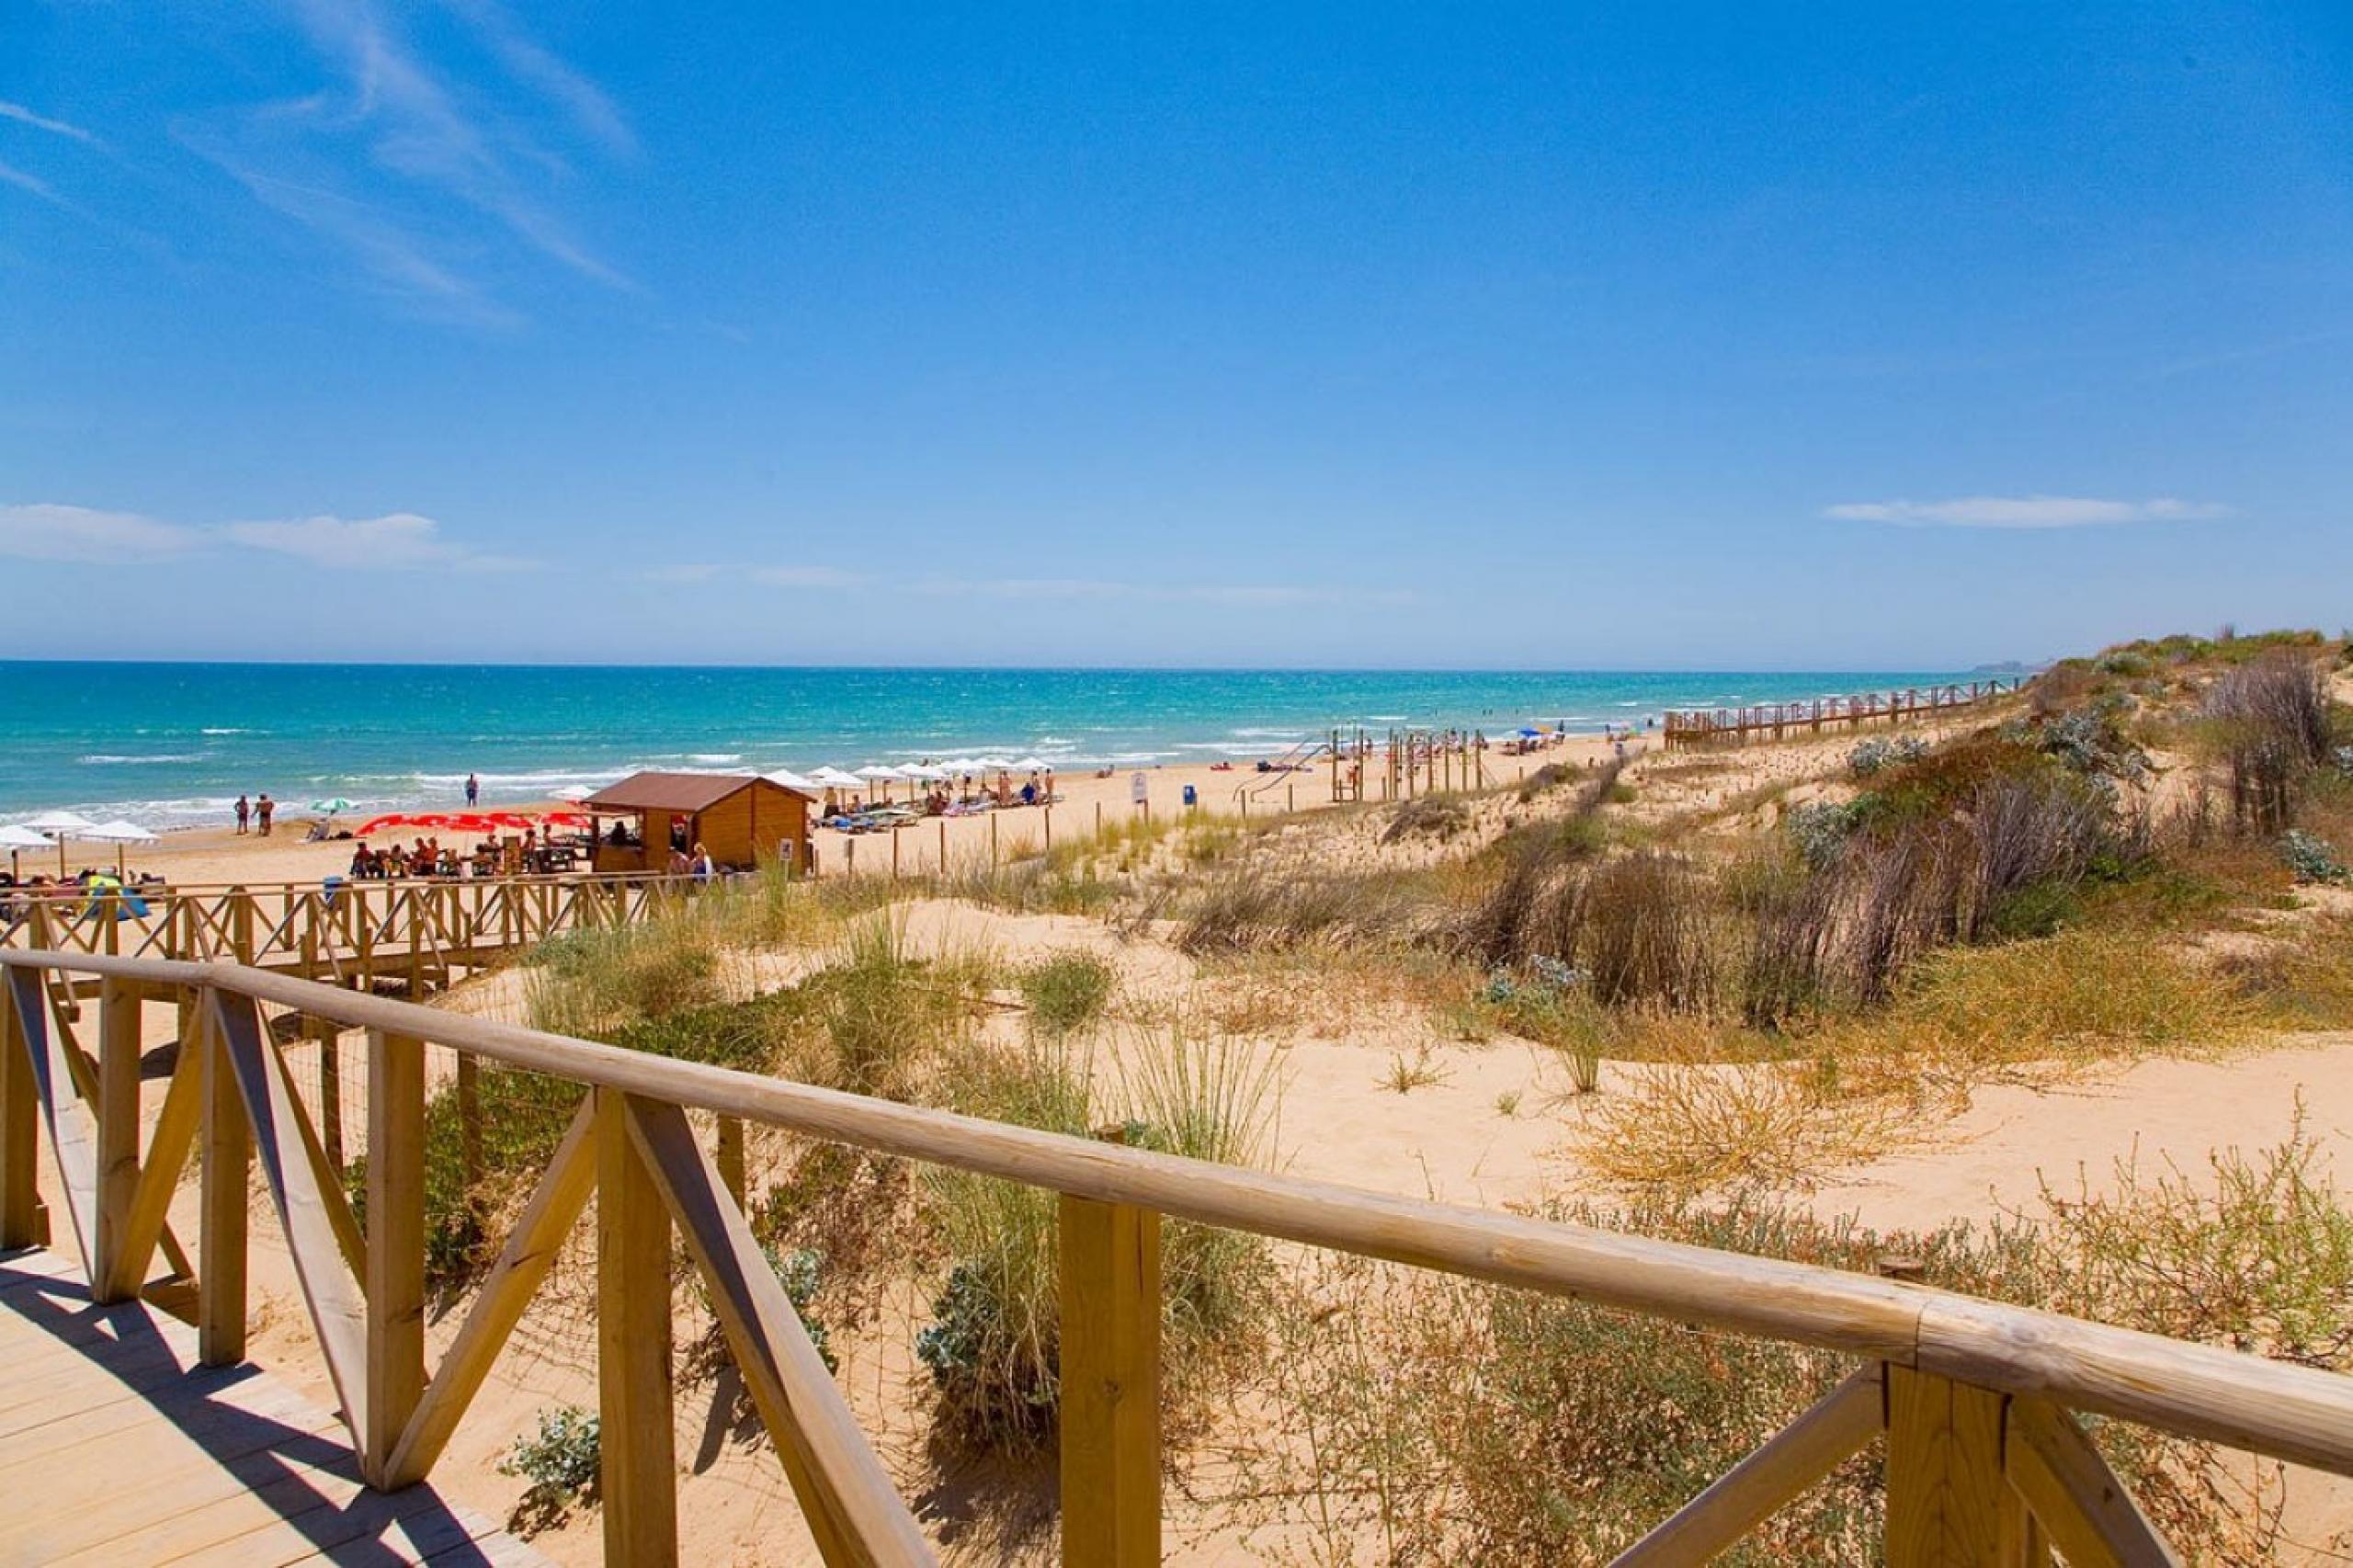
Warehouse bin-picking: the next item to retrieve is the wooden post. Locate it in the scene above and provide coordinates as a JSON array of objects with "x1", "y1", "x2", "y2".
[
  {"x1": 0, "y1": 981, "x2": 37, "y2": 1250},
  {"x1": 199, "y1": 994, "x2": 249, "y2": 1366},
  {"x1": 315, "y1": 1017, "x2": 345, "y2": 1169},
  {"x1": 938, "y1": 818, "x2": 948, "y2": 871},
  {"x1": 1043, "y1": 804, "x2": 1052, "y2": 848},
  {"x1": 991, "y1": 812, "x2": 999, "y2": 868},
  {"x1": 1094, "y1": 801, "x2": 1103, "y2": 839},
  {"x1": 597, "y1": 1087, "x2": 677, "y2": 1563},
  {"x1": 892, "y1": 828, "x2": 900, "y2": 881},
  {"x1": 716, "y1": 1116, "x2": 746, "y2": 1207},
  {"x1": 1884, "y1": 1364, "x2": 2013, "y2": 1567},
  {"x1": 93, "y1": 977, "x2": 142, "y2": 1300},
  {"x1": 457, "y1": 1051, "x2": 483, "y2": 1197},
  {"x1": 1060, "y1": 1179, "x2": 1162, "y2": 1565},
  {"x1": 365, "y1": 1028, "x2": 426, "y2": 1486}
]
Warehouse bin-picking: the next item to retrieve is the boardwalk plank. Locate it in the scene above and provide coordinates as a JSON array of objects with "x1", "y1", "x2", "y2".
[{"x1": 0, "y1": 1245, "x2": 546, "y2": 1567}]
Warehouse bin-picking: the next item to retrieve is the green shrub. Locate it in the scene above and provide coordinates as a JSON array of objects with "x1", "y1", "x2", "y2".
[
  {"x1": 918, "y1": 1028, "x2": 1277, "y2": 1449},
  {"x1": 501, "y1": 1404, "x2": 600, "y2": 1528},
  {"x1": 1018, "y1": 951, "x2": 1117, "y2": 1037}
]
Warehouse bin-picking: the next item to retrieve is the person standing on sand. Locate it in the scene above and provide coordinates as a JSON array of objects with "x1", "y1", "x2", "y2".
[
  {"x1": 233, "y1": 795, "x2": 250, "y2": 835},
  {"x1": 256, "y1": 793, "x2": 274, "y2": 835},
  {"x1": 465, "y1": 773, "x2": 479, "y2": 807}
]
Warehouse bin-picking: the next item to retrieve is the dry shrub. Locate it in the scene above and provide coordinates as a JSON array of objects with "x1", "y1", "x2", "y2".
[
  {"x1": 1245, "y1": 1165, "x2": 2343, "y2": 1564},
  {"x1": 1381, "y1": 793, "x2": 1469, "y2": 845},
  {"x1": 1576, "y1": 851, "x2": 1721, "y2": 1011},
  {"x1": 1962, "y1": 773, "x2": 2107, "y2": 939},
  {"x1": 2204, "y1": 653, "x2": 2334, "y2": 833},
  {"x1": 1837, "y1": 824, "x2": 1969, "y2": 1006},
  {"x1": 1178, "y1": 868, "x2": 1427, "y2": 957},
  {"x1": 1577, "y1": 1062, "x2": 1914, "y2": 1199},
  {"x1": 2218, "y1": 919, "x2": 2353, "y2": 1030},
  {"x1": 1879, "y1": 926, "x2": 2253, "y2": 1081},
  {"x1": 2027, "y1": 1100, "x2": 2353, "y2": 1367}
]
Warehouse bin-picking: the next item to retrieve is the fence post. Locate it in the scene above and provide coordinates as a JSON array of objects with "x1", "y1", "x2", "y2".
[
  {"x1": 316, "y1": 1017, "x2": 345, "y2": 1168},
  {"x1": 1883, "y1": 1364, "x2": 2015, "y2": 1567},
  {"x1": 0, "y1": 979, "x2": 36, "y2": 1250},
  {"x1": 457, "y1": 1051, "x2": 483, "y2": 1197},
  {"x1": 716, "y1": 1116, "x2": 746, "y2": 1207},
  {"x1": 199, "y1": 993, "x2": 250, "y2": 1365},
  {"x1": 93, "y1": 976, "x2": 142, "y2": 1300},
  {"x1": 364, "y1": 1028, "x2": 426, "y2": 1486},
  {"x1": 597, "y1": 1087, "x2": 677, "y2": 1563},
  {"x1": 1060, "y1": 1168, "x2": 1162, "y2": 1565}
]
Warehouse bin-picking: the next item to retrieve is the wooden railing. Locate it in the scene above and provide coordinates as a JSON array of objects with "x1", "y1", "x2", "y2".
[
  {"x1": 0, "y1": 871, "x2": 710, "y2": 996},
  {"x1": 4, "y1": 946, "x2": 2348, "y2": 1565},
  {"x1": 1664, "y1": 678, "x2": 2022, "y2": 750}
]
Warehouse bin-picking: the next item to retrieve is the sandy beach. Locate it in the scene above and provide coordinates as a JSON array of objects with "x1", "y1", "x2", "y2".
[{"x1": 94, "y1": 738, "x2": 1627, "y2": 888}]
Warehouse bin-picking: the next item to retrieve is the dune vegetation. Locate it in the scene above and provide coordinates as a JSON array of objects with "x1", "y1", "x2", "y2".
[{"x1": 387, "y1": 628, "x2": 2353, "y2": 1560}]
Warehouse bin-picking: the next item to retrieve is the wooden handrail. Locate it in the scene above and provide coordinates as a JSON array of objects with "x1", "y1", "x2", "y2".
[
  {"x1": 4, "y1": 946, "x2": 2349, "y2": 1482},
  {"x1": 4, "y1": 943, "x2": 2347, "y2": 1564}
]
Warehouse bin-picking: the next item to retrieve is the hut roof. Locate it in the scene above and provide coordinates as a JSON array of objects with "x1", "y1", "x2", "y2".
[{"x1": 585, "y1": 771, "x2": 810, "y2": 813}]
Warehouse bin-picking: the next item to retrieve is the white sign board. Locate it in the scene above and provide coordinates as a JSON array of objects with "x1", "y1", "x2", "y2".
[{"x1": 1130, "y1": 771, "x2": 1148, "y2": 805}]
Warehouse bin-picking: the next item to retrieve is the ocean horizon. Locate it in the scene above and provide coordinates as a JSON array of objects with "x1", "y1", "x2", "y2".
[{"x1": 0, "y1": 661, "x2": 1987, "y2": 829}]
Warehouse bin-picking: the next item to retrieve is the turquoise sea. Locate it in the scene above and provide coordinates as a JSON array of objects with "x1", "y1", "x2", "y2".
[{"x1": 0, "y1": 663, "x2": 1980, "y2": 829}]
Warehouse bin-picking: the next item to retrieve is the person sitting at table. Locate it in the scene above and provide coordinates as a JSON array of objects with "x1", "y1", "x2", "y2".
[
  {"x1": 349, "y1": 843, "x2": 376, "y2": 880},
  {"x1": 1020, "y1": 778, "x2": 1038, "y2": 806}
]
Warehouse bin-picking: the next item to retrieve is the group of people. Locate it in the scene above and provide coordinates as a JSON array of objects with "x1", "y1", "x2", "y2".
[
  {"x1": 232, "y1": 793, "x2": 276, "y2": 836},
  {"x1": 347, "y1": 837, "x2": 456, "y2": 880}
]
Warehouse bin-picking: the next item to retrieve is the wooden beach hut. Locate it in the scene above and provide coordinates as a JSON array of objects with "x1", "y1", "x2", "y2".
[{"x1": 585, "y1": 771, "x2": 816, "y2": 875}]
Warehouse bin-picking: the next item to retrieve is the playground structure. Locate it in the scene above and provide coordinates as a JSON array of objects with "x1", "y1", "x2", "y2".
[{"x1": 1325, "y1": 726, "x2": 1493, "y2": 803}]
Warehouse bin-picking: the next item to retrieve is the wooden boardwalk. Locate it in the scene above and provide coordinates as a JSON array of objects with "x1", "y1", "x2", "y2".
[{"x1": 0, "y1": 1247, "x2": 545, "y2": 1566}]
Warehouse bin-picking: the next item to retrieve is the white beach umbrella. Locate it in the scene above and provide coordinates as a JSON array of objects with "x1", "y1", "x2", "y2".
[
  {"x1": 84, "y1": 818, "x2": 159, "y2": 877},
  {"x1": 1012, "y1": 756, "x2": 1051, "y2": 773},
  {"x1": 856, "y1": 765, "x2": 903, "y2": 781},
  {"x1": 978, "y1": 756, "x2": 1014, "y2": 772},
  {"x1": 0, "y1": 824, "x2": 47, "y2": 881},
  {"x1": 809, "y1": 767, "x2": 864, "y2": 790},
  {"x1": 897, "y1": 763, "x2": 946, "y2": 783},
  {"x1": 23, "y1": 810, "x2": 96, "y2": 875},
  {"x1": 551, "y1": 785, "x2": 596, "y2": 802},
  {"x1": 22, "y1": 810, "x2": 97, "y2": 835},
  {"x1": 765, "y1": 769, "x2": 823, "y2": 794}
]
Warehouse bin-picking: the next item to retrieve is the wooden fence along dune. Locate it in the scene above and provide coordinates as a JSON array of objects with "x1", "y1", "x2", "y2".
[
  {"x1": 0, "y1": 871, "x2": 700, "y2": 995},
  {"x1": 1664, "y1": 678, "x2": 2021, "y2": 750},
  {"x1": 5, "y1": 937, "x2": 2350, "y2": 1564}
]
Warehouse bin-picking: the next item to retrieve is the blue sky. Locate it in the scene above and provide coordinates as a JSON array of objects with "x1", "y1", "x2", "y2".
[{"x1": 3, "y1": 2, "x2": 2348, "y2": 668}]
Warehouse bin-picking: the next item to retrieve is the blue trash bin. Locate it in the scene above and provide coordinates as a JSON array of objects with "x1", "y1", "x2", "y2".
[{"x1": 1182, "y1": 784, "x2": 1198, "y2": 808}]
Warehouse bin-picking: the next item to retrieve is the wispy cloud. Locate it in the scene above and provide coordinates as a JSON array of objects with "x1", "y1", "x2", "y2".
[
  {"x1": 0, "y1": 100, "x2": 97, "y2": 144},
  {"x1": 179, "y1": 0, "x2": 635, "y2": 320},
  {"x1": 280, "y1": 0, "x2": 629, "y2": 284},
  {"x1": 437, "y1": 0, "x2": 638, "y2": 157},
  {"x1": 1824, "y1": 495, "x2": 2230, "y2": 529},
  {"x1": 0, "y1": 504, "x2": 204, "y2": 563},
  {"x1": 221, "y1": 511, "x2": 533, "y2": 571},
  {"x1": 0, "y1": 157, "x2": 65, "y2": 207},
  {"x1": 186, "y1": 139, "x2": 523, "y2": 328}
]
